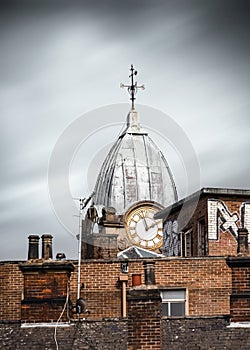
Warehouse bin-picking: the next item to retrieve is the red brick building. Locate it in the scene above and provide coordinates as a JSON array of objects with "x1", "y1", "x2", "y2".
[
  {"x1": 156, "y1": 187, "x2": 250, "y2": 258},
  {"x1": 1, "y1": 188, "x2": 250, "y2": 349},
  {"x1": 1, "y1": 68, "x2": 250, "y2": 348}
]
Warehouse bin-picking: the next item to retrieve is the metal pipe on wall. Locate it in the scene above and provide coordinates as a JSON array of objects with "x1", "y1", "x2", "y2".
[{"x1": 119, "y1": 275, "x2": 128, "y2": 317}]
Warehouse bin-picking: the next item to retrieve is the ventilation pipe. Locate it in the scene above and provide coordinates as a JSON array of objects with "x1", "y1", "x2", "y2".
[
  {"x1": 28, "y1": 235, "x2": 40, "y2": 260},
  {"x1": 42, "y1": 234, "x2": 53, "y2": 260},
  {"x1": 143, "y1": 261, "x2": 156, "y2": 285}
]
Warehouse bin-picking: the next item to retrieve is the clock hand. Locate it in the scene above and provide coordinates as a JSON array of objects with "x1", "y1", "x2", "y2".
[
  {"x1": 147, "y1": 220, "x2": 161, "y2": 230},
  {"x1": 143, "y1": 217, "x2": 149, "y2": 231},
  {"x1": 147, "y1": 222, "x2": 157, "y2": 230},
  {"x1": 141, "y1": 212, "x2": 149, "y2": 231}
]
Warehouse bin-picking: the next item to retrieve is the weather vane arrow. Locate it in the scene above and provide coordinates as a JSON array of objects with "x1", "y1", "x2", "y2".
[{"x1": 120, "y1": 64, "x2": 145, "y2": 110}]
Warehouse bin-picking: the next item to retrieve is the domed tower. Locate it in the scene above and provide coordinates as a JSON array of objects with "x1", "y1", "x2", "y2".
[
  {"x1": 83, "y1": 65, "x2": 177, "y2": 257},
  {"x1": 94, "y1": 108, "x2": 177, "y2": 213}
]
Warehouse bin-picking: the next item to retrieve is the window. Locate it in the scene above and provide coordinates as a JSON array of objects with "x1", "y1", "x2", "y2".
[
  {"x1": 161, "y1": 290, "x2": 186, "y2": 317},
  {"x1": 197, "y1": 218, "x2": 208, "y2": 256},
  {"x1": 180, "y1": 229, "x2": 192, "y2": 257}
]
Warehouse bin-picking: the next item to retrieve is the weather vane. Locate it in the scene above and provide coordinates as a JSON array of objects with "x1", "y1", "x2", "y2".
[{"x1": 120, "y1": 64, "x2": 145, "y2": 110}]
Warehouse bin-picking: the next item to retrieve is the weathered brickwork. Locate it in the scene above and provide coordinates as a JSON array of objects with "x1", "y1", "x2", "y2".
[
  {"x1": 71, "y1": 319, "x2": 128, "y2": 350},
  {"x1": 0, "y1": 320, "x2": 128, "y2": 350},
  {"x1": 0, "y1": 257, "x2": 232, "y2": 322},
  {"x1": 208, "y1": 197, "x2": 250, "y2": 256},
  {"x1": 70, "y1": 260, "x2": 122, "y2": 319},
  {"x1": 1, "y1": 317, "x2": 250, "y2": 349},
  {"x1": 231, "y1": 267, "x2": 250, "y2": 294},
  {"x1": 0, "y1": 258, "x2": 229, "y2": 322},
  {"x1": 162, "y1": 317, "x2": 250, "y2": 350},
  {"x1": 66, "y1": 257, "x2": 232, "y2": 320},
  {"x1": 19, "y1": 261, "x2": 74, "y2": 323},
  {"x1": 0, "y1": 262, "x2": 23, "y2": 321},
  {"x1": 227, "y1": 257, "x2": 250, "y2": 321},
  {"x1": 166, "y1": 190, "x2": 250, "y2": 257},
  {"x1": 0, "y1": 254, "x2": 249, "y2": 348},
  {"x1": 209, "y1": 231, "x2": 237, "y2": 256},
  {"x1": 127, "y1": 289, "x2": 162, "y2": 350},
  {"x1": 230, "y1": 296, "x2": 250, "y2": 321},
  {"x1": 155, "y1": 258, "x2": 231, "y2": 316},
  {"x1": 69, "y1": 259, "x2": 146, "y2": 320}
]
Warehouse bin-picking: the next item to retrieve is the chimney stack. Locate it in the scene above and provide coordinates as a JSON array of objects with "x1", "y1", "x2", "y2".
[
  {"x1": 42, "y1": 234, "x2": 53, "y2": 260},
  {"x1": 28, "y1": 235, "x2": 40, "y2": 260},
  {"x1": 143, "y1": 261, "x2": 156, "y2": 285},
  {"x1": 237, "y1": 228, "x2": 249, "y2": 255}
]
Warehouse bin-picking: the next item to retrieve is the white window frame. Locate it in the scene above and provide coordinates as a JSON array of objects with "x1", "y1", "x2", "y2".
[{"x1": 161, "y1": 289, "x2": 187, "y2": 317}]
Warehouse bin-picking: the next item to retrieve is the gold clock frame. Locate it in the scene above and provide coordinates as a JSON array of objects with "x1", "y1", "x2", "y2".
[{"x1": 124, "y1": 201, "x2": 164, "y2": 250}]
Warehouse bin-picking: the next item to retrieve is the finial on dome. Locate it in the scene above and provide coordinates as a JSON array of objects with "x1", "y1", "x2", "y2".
[{"x1": 120, "y1": 64, "x2": 145, "y2": 110}]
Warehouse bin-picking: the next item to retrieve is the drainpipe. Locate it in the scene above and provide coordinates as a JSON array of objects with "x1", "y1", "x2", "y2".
[{"x1": 119, "y1": 275, "x2": 128, "y2": 317}]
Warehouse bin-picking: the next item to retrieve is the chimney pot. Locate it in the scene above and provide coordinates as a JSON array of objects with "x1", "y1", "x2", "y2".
[
  {"x1": 237, "y1": 228, "x2": 249, "y2": 255},
  {"x1": 42, "y1": 234, "x2": 53, "y2": 260},
  {"x1": 143, "y1": 261, "x2": 156, "y2": 285},
  {"x1": 28, "y1": 235, "x2": 40, "y2": 260}
]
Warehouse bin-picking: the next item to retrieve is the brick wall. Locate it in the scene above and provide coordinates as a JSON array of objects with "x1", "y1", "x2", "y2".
[
  {"x1": 70, "y1": 260, "x2": 122, "y2": 319},
  {"x1": 167, "y1": 193, "x2": 250, "y2": 257},
  {"x1": 209, "y1": 231, "x2": 237, "y2": 256},
  {"x1": 19, "y1": 261, "x2": 74, "y2": 323},
  {"x1": 21, "y1": 270, "x2": 69, "y2": 323},
  {"x1": 208, "y1": 197, "x2": 246, "y2": 256},
  {"x1": 155, "y1": 258, "x2": 231, "y2": 316},
  {"x1": 127, "y1": 289, "x2": 162, "y2": 350},
  {"x1": 0, "y1": 262, "x2": 23, "y2": 321},
  {"x1": 0, "y1": 257, "x2": 249, "y2": 348},
  {"x1": 68, "y1": 257, "x2": 232, "y2": 320},
  {"x1": 0, "y1": 257, "x2": 233, "y2": 322},
  {"x1": 227, "y1": 257, "x2": 250, "y2": 321}
]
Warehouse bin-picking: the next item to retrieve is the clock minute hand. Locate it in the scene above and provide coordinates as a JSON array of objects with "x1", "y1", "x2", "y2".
[{"x1": 147, "y1": 220, "x2": 160, "y2": 230}]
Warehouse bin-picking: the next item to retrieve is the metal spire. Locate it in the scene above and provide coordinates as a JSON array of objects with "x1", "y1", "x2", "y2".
[{"x1": 120, "y1": 64, "x2": 145, "y2": 110}]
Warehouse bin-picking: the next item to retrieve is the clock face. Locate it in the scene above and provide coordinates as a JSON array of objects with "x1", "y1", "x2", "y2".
[{"x1": 125, "y1": 202, "x2": 163, "y2": 250}]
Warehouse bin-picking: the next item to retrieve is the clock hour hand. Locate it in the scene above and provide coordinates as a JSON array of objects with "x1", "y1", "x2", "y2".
[{"x1": 141, "y1": 212, "x2": 149, "y2": 231}]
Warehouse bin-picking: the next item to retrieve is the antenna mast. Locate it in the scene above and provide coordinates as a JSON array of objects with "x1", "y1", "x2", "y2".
[
  {"x1": 75, "y1": 193, "x2": 94, "y2": 300},
  {"x1": 76, "y1": 198, "x2": 84, "y2": 300}
]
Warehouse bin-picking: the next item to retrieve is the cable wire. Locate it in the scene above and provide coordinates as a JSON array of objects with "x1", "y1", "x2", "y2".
[{"x1": 54, "y1": 280, "x2": 70, "y2": 350}]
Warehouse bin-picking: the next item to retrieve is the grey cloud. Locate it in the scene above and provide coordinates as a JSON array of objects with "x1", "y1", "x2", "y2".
[{"x1": 0, "y1": 0, "x2": 249, "y2": 260}]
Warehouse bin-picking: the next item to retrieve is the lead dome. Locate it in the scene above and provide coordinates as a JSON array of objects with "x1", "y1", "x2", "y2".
[{"x1": 93, "y1": 108, "x2": 178, "y2": 214}]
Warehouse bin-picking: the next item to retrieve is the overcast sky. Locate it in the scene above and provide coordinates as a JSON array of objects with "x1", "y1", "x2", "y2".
[{"x1": 1, "y1": 0, "x2": 249, "y2": 260}]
